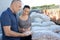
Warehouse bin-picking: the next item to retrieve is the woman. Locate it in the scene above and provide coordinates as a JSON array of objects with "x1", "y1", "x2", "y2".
[{"x1": 19, "y1": 5, "x2": 32, "y2": 40}]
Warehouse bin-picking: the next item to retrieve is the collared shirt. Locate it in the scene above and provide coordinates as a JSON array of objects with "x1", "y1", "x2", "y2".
[{"x1": 1, "y1": 8, "x2": 20, "y2": 40}]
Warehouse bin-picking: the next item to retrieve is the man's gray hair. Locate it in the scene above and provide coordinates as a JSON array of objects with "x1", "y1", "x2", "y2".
[{"x1": 11, "y1": 0, "x2": 21, "y2": 4}]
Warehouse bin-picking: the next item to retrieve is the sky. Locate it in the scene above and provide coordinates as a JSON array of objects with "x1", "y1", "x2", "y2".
[
  {"x1": 21, "y1": 0, "x2": 60, "y2": 7},
  {"x1": 0, "y1": 0, "x2": 60, "y2": 15}
]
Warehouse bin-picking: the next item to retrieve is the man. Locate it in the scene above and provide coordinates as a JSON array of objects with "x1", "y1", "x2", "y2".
[{"x1": 1, "y1": 0, "x2": 31, "y2": 40}]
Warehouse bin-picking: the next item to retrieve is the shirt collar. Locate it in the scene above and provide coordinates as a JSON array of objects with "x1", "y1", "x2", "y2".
[{"x1": 7, "y1": 8, "x2": 16, "y2": 16}]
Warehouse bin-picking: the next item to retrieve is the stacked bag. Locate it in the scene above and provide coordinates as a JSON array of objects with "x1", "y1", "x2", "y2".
[{"x1": 30, "y1": 12, "x2": 60, "y2": 40}]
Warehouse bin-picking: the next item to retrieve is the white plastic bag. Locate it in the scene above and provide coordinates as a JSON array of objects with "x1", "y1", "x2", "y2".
[
  {"x1": 32, "y1": 30, "x2": 60, "y2": 40},
  {"x1": 49, "y1": 25, "x2": 60, "y2": 32}
]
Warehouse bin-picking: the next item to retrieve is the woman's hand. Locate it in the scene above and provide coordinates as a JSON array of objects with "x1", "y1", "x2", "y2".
[
  {"x1": 25, "y1": 27, "x2": 31, "y2": 31},
  {"x1": 21, "y1": 31, "x2": 32, "y2": 37},
  {"x1": 19, "y1": 28, "x2": 26, "y2": 32},
  {"x1": 19, "y1": 27, "x2": 31, "y2": 32}
]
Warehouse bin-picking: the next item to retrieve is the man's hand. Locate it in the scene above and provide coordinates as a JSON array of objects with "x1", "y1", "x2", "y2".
[{"x1": 3, "y1": 26, "x2": 32, "y2": 37}]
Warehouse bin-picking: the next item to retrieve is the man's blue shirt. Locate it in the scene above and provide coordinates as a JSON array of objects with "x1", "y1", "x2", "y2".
[{"x1": 1, "y1": 8, "x2": 20, "y2": 40}]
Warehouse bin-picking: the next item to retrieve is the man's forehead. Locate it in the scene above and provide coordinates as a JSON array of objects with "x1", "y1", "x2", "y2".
[
  {"x1": 17, "y1": 2, "x2": 22, "y2": 5},
  {"x1": 16, "y1": 1, "x2": 21, "y2": 5},
  {"x1": 12, "y1": 1, "x2": 21, "y2": 6},
  {"x1": 14, "y1": 1, "x2": 21, "y2": 3}
]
